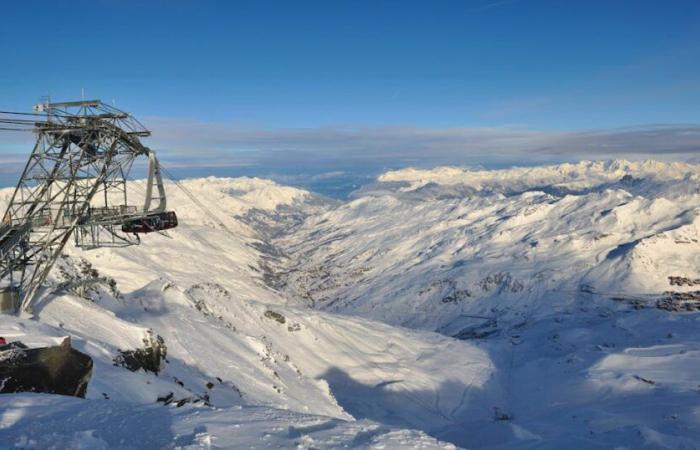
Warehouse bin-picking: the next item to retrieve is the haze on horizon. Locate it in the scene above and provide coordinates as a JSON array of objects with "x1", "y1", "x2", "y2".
[{"x1": 1, "y1": 0, "x2": 699, "y2": 195}]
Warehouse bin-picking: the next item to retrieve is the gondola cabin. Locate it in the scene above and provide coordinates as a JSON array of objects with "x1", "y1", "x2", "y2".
[{"x1": 122, "y1": 211, "x2": 178, "y2": 234}]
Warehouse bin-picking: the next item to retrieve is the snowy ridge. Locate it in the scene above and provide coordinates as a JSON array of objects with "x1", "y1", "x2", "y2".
[
  {"x1": 284, "y1": 159, "x2": 700, "y2": 330},
  {"x1": 178, "y1": 176, "x2": 312, "y2": 212},
  {"x1": 378, "y1": 160, "x2": 700, "y2": 193}
]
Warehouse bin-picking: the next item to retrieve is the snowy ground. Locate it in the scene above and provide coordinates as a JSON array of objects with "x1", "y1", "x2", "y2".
[{"x1": 2, "y1": 160, "x2": 700, "y2": 449}]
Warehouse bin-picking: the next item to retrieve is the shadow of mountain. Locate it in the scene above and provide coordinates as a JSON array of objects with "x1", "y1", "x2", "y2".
[{"x1": 318, "y1": 366, "x2": 515, "y2": 448}]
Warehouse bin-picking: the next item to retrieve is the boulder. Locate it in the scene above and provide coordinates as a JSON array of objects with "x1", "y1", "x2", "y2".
[{"x1": 0, "y1": 336, "x2": 93, "y2": 398}]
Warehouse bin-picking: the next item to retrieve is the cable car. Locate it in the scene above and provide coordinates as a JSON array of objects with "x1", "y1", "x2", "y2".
[{"x1": 122, "y1": 211, "x2": 178, "y2": 234}]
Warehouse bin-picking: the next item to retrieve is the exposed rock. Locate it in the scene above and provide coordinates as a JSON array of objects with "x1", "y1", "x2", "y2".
[
  {"x1": 493, "y1": 407, "x2": 513, "y2": 421},
  {"x1": 656, "y1": 291, "x2": 700, "y2": 312},
  {"x1": 453, "y1": 317, "x2": 499, "y2": 340},
  {"x1": 418, "y1": 279, "x2": 472, "y2": 303},
  {"x1": 185, "y1": 283, "x2": 237, "y2": 330},
  {"x1": 0, "y1": 337, "x2": 93, "y2": 398},
  {"x1": 441, "y1": 289, "x2": 472, "y2": 303},
  {"x1": 113, "y1": 332, "x2": 167, "y2": 374},
  {"x1": 55, "y1": 256, "x2": 121, "y2": 300},
  {"x1": 668, "y1": 276, "x2": 700, "y2": 287},
  {"x1": 479, "y1": 272, "x2": 524, "y2": 294},
  {"x1": 264, "y1": 310, "x2": 286, "y2": 324},
  {"x1": 612, "y1": 296, "x2": 647, "y2": 310},
  {"x1": 619, "y1": 174, "x2": 643, "y2": 186},
  {"x1": 156, "y1": 391, "x2": 211, "y2": 407}
]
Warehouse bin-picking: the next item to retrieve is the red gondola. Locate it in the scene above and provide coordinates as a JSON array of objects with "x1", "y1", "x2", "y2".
[{"x1": 122, "y1": 211, "x2": 178, "y2": 234}]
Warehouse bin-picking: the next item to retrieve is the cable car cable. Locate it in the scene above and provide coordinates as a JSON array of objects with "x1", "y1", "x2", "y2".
[{"x1": 159, "y1": 165, "x2": 236, "y2": 238}]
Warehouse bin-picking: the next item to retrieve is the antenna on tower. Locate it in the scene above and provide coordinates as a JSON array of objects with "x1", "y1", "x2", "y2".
[{"x1": 34, "y1": 95, "x2": 51, "y2": 116}]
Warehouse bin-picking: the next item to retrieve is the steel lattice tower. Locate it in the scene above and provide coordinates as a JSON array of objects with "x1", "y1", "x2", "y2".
[{"x1": 0, "y1": 100, "x2": 176, "y2": 313}]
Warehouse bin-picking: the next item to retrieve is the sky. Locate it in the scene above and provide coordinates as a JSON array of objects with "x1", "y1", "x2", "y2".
[{"x1": 1, "y1": 0, "x2": 699, "y2": 195}]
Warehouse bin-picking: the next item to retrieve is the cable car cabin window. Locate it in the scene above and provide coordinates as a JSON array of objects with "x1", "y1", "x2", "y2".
[{"x1": 122, "y1": 211, "x2": 178, "y2": 234}]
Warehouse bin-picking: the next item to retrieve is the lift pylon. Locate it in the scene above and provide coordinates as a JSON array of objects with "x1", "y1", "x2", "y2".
[{"x1": 0, "y1": 100, "x2": 177, "y2": 313}]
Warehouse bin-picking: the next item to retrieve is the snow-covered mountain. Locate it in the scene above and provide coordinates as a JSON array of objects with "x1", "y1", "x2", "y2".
[
  {"x1": 282, "y1": 160, "x2": 700, "y2": 331},
  {"x1": 2, "y1": 161, "x2": 700, "y2": 449}
]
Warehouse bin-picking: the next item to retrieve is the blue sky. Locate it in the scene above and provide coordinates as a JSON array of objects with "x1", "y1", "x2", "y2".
[{"x1": 1, "y1": 0, "x2": 700, "y2": 194}]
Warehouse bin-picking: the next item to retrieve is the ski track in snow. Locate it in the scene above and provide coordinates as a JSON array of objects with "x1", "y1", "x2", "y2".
[{"x1": 1, "y1": 161, "x2": 700, "y2": 449}]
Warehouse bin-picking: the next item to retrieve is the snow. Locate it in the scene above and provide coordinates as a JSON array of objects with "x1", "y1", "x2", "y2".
[
  {"x1": 0, "y1": 394, "x2": 458, "y2": 449},
  {"x1": 589, "y1": 344, "x2": 700, "y2": 393},
  {"x1": 2, "y1": 160, "x2": 700, "y2": 448},
  {"x1": 281, "y1": 159, "x2": 700, "y2": 447},
  {"x1": 377, "y1": 160, "x2": 700, "y2": 193},
  {"x1": 284, "y1": 160, "x2": 700, "y2": 331}
]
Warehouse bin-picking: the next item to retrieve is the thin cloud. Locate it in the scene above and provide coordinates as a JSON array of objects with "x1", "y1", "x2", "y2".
[
  {"x1": 2, "y1": 121, "x2": 699, "y2": 186},
  {"x1": 144, "y1": 118, "x2": 700, "y2": 167},
  {"x1": 468, "y1": 0, "x2": 520, "y2": 13}
]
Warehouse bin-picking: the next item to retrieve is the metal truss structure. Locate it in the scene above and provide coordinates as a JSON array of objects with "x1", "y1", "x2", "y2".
[{"x1": 0, "y1": 100, "x2": 177, "y2": 313}]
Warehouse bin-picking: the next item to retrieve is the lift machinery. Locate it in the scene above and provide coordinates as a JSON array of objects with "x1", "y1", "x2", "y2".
[{"x1": 0, "y1": 100, "x2": 177, "y2": 313}]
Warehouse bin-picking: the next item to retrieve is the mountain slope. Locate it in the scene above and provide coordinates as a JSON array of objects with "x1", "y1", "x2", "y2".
[
  {"x1": 281, "y1": 160, "x2": 700, "y2": 332},
  {"x1": 2, "y1": 161, "x2": 700, "y2": 448},
  {"x1": 0, "y1": 177, "x2": 485, "y2": 449},
  {"x1": 277, "y1": 160, "x2": 700, "y2": 448}
]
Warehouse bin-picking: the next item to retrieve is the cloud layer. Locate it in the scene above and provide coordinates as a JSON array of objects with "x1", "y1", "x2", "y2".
[
  {"x1": 2, "y1": 121, "x2": 700, "y2": 185},
  {"x1": 144, "y1": 119, "x2": 700, "y2": 166}
]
